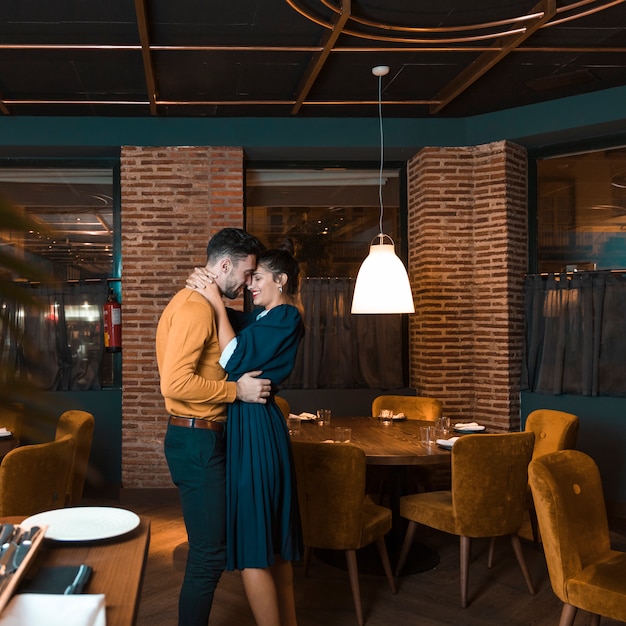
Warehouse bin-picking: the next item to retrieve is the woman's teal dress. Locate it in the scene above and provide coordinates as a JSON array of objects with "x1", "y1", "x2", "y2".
[{"x1": 223, "y1": 304, "x2": 303, "y2": 570}]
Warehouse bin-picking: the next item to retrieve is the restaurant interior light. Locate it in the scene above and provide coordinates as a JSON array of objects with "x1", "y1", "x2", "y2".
[{"x1": 351, "y1": 66, "x2": 415, "y2": 315}]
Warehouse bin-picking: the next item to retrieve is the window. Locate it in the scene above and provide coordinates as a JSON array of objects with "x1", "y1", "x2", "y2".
[
  {"x1": 536, "y1": 146, "x2": 626, "y2": 272},
  {"x1": 0, "y1": 163, "x2": 119, "y2": 390},
  {"x1": 246, "y1": 166, "x2": 408, "y2": 390}
]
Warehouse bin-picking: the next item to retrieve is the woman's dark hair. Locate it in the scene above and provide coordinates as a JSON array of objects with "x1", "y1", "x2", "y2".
[{"x1": 257, "y1": 238, "x2": 300, "y2": 297}]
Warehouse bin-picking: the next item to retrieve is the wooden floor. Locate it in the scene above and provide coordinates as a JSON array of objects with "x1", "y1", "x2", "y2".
[{"x1": 111, "y1": 491, "x2": 626, "y2": 626}]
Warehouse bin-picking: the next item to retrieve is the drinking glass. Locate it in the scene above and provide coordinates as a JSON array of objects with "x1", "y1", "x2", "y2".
[
  {"x1": 420, "y1": 425, "x2": 434, "y2": 446},
  {"x1": 287, "y1": 417, "x2": 301, "y2": 436},
  {"x1": 316, "y1": 409, "x2": 331, "y2": 426},
  {"x1": 334, "y1": 427, "x2": 352, "y2": 443}
]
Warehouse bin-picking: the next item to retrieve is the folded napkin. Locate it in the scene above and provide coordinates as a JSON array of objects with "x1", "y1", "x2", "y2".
[
  {"x1": 392, "y1": 413, "x2": 405, "y2": 419},
  {"x1": 453, "y1": 422, "x2": 484, "y2": 431},
  {"x1": 0, "y1": 428, "x2": 12, "y2": 436},
  {"x1": 0, "y1": 594, "x2": 106, "y2": 626},
  {"x1": 436, "y1": 436, "x2": 459, "y2": 447},
  {"x1": 298, "y1": 412, "x2": 316, "y2": 420}
]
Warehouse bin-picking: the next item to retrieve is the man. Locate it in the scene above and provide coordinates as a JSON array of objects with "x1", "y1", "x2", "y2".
[{"x1": 156, "y1": 228, "x2": 270, "y2": 626}]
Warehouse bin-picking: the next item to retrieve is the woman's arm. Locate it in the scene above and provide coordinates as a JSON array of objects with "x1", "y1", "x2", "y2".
[{"x1": 186, "y1": 267, "x2": 236, "y2": 351}]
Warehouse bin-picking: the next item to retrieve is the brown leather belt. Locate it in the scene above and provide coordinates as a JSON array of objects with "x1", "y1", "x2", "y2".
[{"x1": 169, "y1": 415, "x2": 224, "y2": 433}]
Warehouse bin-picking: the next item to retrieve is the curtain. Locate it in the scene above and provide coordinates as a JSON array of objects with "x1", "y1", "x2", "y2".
[
  {"x1": 0, "y1": 281, "x2": 108, "y2": 391},
  {"x1": 282, "y1": 278, "x2": 405, "y2": 389},
  {"x1": 522, "y1": 272, "x2": 626, "y2": 397}
]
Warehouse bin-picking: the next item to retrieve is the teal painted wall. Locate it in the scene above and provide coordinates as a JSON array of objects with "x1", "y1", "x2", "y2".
[
  {"x1": 521, "y1": 392, "x2": 626, "y2": 508},
  {"x1": 0, "y1": 84, "x2": 626, "y2": 159}
]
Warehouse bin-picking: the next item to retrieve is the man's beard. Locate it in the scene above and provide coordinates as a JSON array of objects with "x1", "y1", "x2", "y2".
[{"x1": 221, "y1": 274, "x2": 241, "y2": 300}]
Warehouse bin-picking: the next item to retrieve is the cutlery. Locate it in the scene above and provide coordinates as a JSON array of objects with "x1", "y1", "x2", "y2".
[
  {"x1": 64, "y1": 564, "x2": 92, "y2": 595},
  {"x1": 0, "y1": 525, "x2": 14, "y2": 545},
  {"x1": 0, "y1": 541, "x2": 17, "y2": 577}
]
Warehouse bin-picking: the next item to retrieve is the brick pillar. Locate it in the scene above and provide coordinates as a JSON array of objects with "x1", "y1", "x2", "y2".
[
  {"x1": 120, "y1": 146, "x2": 244, "y2": 487},
  {"x1": 407, "y1": 141, "x2": 527, "y2": 431}
]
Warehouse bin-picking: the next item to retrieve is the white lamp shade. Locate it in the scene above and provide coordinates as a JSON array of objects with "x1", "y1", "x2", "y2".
[{"x1": 351, "y1": 242, "x2": 415, "y2": 314}]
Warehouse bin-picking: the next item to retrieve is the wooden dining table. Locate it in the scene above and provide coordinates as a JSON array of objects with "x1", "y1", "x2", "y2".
[
  {"x1": 0, "y1": 513, "x2": 150, "y2": 626},
  {"x1": 290, "y1": 415, "x2": 451, "y2": 466},
  {"x1": 290, "y1": 415, "x2": 452, "y2": 573}
]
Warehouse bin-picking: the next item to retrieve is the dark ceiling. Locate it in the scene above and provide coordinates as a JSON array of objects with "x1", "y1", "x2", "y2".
[{"x1": 1, "y1": 0, "x2": 626, "y2": 119}]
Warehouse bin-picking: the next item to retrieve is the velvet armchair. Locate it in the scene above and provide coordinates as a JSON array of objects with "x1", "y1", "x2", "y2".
[
  {"x1": 395, "y1": 432, "x2": 536, "y2": 607},
  {"x1": 291, "y1": 441, "x2": 396, "y2": 626},
  {"x1": 521, "y1": 409, "x2": 579, "y2": 545},
  {"x1": 274, "y1": 395, "x2": 291, "y2": 420},
  {"x1": 371, "y1": 395, "x2": 443, "y2": 421},
  {"x1": 0, "y1": 434, "x2": 75, "y2": 516},
  {"x1": 55, "y1": 410, "x2": 95, "y2": 506},
  {"x1": 529, "y1": 449, "x2": 626, "y2": 626}
]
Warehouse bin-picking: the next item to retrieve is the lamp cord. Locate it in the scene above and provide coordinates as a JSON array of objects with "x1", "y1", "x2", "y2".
[{"x1": 377, "y1": 72, "x2": 384, "y2": 238}]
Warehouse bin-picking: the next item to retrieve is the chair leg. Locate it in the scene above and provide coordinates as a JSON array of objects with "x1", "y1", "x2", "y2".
[
  {"x1": 487, "y1": 536, "x2": 496, "y2": 568},
  {"x1": 345, "y1": 549, "x2": 364, "y2": 626},
  {"x1": 589, "y1": 615, "x2": 601, "y2": 626},
  {"x1": 510, "y1": 534, "x2": 535, "y2": 595},
  {"x1": 394, "y1": 520, "x2": 418, "y2": 577},
  {"x1": 460, "y1": 536, "x2": 471, "y2": 608},
  {"x1": 375, "y1": 536, "x2": 397, "y2": 594},
  {"x1": 558, "y1": 603, "x2": 578, "y2": 626},
  {"x1": 303, "y1": 546, "x2": 312, "y2": 577}
]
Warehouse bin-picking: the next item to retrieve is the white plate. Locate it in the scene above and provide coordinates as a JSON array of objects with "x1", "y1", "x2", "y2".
[{"x1": 23, "y1": 507, "x2": 140, "y2": 542}]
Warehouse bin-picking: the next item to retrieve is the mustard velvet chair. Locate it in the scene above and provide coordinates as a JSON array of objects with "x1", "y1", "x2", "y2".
[
  {"x1": 0, "y1": 434, "x2": 75, "y2": 516},
  {"x1": 395, "y1": 432, "x2": 536, "y2": 608},
  {"x1": 55, "y1": 410, "x2": 95, "y2": 506},
  {"x1": 521, "y1": 409, "x2": 579, "y2": 545},
  {"x1": 371, "y1": 395, "x2": 443, "y2": 421},
  {"x1": 529, "y1": 449, "x2": 626, "y2": 626},
  {"x1": 292, "y1": 441, "x2": 397, "y2": 626},
  {"x1": 275, "y1": 395, "x2": 291, "y2": 420}
]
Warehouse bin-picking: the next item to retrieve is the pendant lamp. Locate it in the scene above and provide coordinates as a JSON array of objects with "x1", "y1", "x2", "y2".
[{"x1": 351, "y1": 66, "x2": 415, "y2": 314}]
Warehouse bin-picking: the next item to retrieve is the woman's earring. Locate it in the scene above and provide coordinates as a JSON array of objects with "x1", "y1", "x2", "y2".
[{"x1": 278, "y1": 285, "x2": 283, "y2": 294}]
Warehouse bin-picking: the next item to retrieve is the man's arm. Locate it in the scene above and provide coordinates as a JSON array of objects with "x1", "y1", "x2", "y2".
[{"x1": 236, "y1": 371, "x2": 271, "y2": 403}]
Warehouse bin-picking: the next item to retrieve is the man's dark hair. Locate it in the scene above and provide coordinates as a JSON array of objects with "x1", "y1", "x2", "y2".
[{"x1": 206, "y1": 228, "x2": 264, "y2": 264}]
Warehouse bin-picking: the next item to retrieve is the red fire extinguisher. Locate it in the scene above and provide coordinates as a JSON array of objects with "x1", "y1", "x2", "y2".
[{"x1": 103, "y1": 288, "x2": 122, "y2": 352}]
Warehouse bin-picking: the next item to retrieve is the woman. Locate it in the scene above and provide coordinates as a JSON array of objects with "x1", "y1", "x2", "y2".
[{"x1": 187, "y1": 240, "x2": 303, "y2": 626}]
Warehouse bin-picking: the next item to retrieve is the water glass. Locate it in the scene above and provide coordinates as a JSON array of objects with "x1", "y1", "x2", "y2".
[
  {"x1": 420, "y1": 425, "x2": 434, "y2": 446},
  {"x1": 334, "y1": 427, "x2": 352, "y2": 443},
  {"x1": 287, "y1": 417, "x2": 301, "y2": 436},
  {"x1": 316, "y1": 409, "x2": 331, "y2": 426},
  {"x1": 435, "y1": 416, "x2": 451, "y2": 438},
  {"x1": 379, "y1": 409, "x2": 393, "y2": 425}
]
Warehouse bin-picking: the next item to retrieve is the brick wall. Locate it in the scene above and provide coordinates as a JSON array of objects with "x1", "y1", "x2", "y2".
[
  {"x1": 118, "y1": 141, "x2": 526, "y2": 488},
  {"x1": 407, "y1": 140, "x2": 527, "y2": 431},
  {"x1": 120, "y1": 146, "x2": 244, "y2": 488}
]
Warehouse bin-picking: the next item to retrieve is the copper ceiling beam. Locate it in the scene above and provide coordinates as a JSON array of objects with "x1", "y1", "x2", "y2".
[
  {"x1": 291, "y1": 0, "x2": 351, "y2": 115},
  {"x1": 430, "y1": 0, "x2": 557, "y2": 114},
  {"x1": 134, "y1": 0, "x2": 158, "y2": 115}
]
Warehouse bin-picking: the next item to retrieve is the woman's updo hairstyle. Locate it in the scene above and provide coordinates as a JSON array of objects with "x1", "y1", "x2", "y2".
[{"x1": 257, "y1": 238, "x2": 300, "y2": 297}]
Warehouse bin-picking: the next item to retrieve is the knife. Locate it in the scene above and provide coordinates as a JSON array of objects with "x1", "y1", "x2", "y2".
[
  {"x1": 0, "y1": 541, "x2": 17, "y2": 577},
  {"x1": 11, "y1": 539, "x2": 32, "y2": 572},
  {"x1": 0, "y1": 525, "x2": 14, "y2": 545}
]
